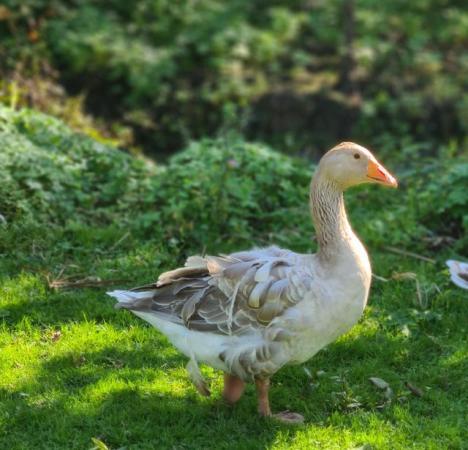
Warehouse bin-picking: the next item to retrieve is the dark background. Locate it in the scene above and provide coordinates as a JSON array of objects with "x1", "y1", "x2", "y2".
[{"x1": 1, "y1": 0, "x2": 466, "y2": 159}]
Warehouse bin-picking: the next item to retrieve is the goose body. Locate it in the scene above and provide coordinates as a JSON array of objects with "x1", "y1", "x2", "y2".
[{"x1": 108, "y1": 142, "x2": 397, "y2": 421}]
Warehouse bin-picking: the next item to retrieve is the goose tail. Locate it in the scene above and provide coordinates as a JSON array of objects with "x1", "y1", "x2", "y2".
[{"x1": 106, "y1": 289, "x2": 156, "y2": 310}]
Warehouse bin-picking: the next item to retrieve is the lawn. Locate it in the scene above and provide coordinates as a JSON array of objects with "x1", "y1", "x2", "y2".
[
  {"x1": 0, "y1": 108, "x2": 466, "y2": 449},
  {"x1": 0, "y1": 234, "x2": 466, "y2": 449}
]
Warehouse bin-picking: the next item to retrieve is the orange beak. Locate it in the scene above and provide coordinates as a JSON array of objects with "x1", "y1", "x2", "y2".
[{"x1": 367, "y1": 160, "x2": 398, "y2": 188}]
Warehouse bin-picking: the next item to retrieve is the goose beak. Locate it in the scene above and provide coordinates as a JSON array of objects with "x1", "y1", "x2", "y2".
[{"x1": 367, "y1": 160, "x2": 398, "y2": 188}]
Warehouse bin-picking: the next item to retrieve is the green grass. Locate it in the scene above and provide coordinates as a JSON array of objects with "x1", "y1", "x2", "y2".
[
  {"x1": 0, "y1": 228, "x2": 466, "y2": 450},
  {"x1": 0, "y1": 106, "x2": 466, "y2": 449}
]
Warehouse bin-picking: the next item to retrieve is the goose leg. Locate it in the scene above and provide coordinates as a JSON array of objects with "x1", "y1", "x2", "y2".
[
  {"x1": 186, "y1": 358, "x2": 210, "y2": 396},
  {"x1": 255, "y1": 378, "x2": 272, "y2": 416},
  {"x1": 255, "y1": 378, "x2": 304, "y2": 424},
  {"x1": 223, "y1": 373, "x2": 245, "y2": 404}
]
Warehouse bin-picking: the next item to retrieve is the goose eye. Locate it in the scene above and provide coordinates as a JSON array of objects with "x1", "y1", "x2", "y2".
[{"x1": 354, "y1": 153, "x2": 360, "y2": 159}]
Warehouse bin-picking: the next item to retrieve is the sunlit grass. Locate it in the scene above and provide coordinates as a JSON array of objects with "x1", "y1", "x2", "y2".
[{"x1": 0, "y1": 240, "x2": 465, "y2": 449}]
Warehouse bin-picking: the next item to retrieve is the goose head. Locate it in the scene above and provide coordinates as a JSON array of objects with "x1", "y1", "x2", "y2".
[{"x1": 317, "y1": 142, "x2": 398, "y2": 190}]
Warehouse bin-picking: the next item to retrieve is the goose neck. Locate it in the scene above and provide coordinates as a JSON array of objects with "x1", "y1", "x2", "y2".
[{"x1": 310, "y1": 174, "x2": 354, "y2": 261}]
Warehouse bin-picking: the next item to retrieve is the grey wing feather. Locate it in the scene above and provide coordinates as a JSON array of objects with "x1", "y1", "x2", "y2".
[{"x1": 117, "y1": 246, "x2": 312, "y2": 336}]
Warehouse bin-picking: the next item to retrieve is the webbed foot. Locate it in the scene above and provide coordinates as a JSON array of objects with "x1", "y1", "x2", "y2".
[{"x1": 273, "y1": 410, "x2": 304, "y2": 424}]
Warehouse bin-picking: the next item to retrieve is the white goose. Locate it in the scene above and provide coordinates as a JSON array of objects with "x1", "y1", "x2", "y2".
[{"x1": 108, "y1": 142, "x2": 397, "y2": 423}]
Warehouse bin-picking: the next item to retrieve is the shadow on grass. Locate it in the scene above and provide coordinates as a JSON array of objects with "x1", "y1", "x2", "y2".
[
  {"x1": 0, "y1": 383, "x2": 284, "y2": 449},
  {"x1": 0, "y1": 277, "x2": 130, "y2": 329}
]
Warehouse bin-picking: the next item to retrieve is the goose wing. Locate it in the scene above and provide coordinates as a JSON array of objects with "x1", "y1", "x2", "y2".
[{"x1": 115, "y1": 246, "x2": 314, "y2": 336}]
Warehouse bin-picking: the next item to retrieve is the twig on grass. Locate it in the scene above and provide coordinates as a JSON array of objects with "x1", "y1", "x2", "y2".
[
  {"x1": 384, "y1": 245, "x2": 436, "y2": 264},
  {"x1": 372, "y1": 273, "x2": 389, "y2": 282},
  {"x1": 108, "y1": 231, "x2": 131, "y2": 252},
  {"x1": 47, "y1": 275, "x2": 129, "y2": 290},
  {"x1": 391, "y1": 272, "x2": 426, "y2": 308},
  {"x1": 405, "y1": 381, "x2": 424, "y2": 397}
]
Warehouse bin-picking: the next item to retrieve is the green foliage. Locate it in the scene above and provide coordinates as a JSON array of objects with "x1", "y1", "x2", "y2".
[
  {"x1": 40, "y1": 1, "x2": 307, "y2": 152},
  {"x1": 1, "y1": 106, "x2": 466, "y2": 258},
  {"x1": 0, "y1": 105, "x2": 311, "y2": 245},
  {"x1": 422, "y1": 157, "x2": 468, "y2": 235},
  {"x1": 0, "y1": 105, "x2": 156, "y2": 226},
  {"x1": 142, "y1": 137, "x2": 311, "y2": 249},
  {"x1": 1, "y1": 1, "x2": 467, "y2": 155}
]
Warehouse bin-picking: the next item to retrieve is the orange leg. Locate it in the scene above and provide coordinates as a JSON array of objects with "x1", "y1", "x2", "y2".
[
  {"x1": 255, "y1": 378, "x2": 272, "y2": 416},
  {"x1": 223, "y1": 373, "x2": 246, "y2": 404},
  {"x1": 255, "y1": 378, "x2": 305, "y2": 424}
]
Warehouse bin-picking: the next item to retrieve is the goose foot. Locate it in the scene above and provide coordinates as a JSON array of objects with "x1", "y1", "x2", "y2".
[
  {"x1": 255, "y1": 378, "x2": 304, "y2": 424},
  {"x1": 186, "y1": 359, "x2": 211, "y2": 396},
  {"x1": 273, "y1": 411, "x2": 305, "y2": 424},
  {"x1": 194, "y1": 380, "x2": 211, "y2": 397},
  {"x1": 223, "y1": 373, "x2": 245, "y2": 404}
]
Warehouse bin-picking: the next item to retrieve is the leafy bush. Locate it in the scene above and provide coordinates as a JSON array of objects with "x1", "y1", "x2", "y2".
[
  {"x1": 0, "y1": 105, "x2": 313, "y2": 251},
  {"x1": 0, "y1": 105, "x2": 157, "y2": 226},
  {"x1": 141, "y1": 137, "x2": 311, "y2": 248},
  {"x1": 0, "y1": 106, "x2": 466, "y2": 259},
  {"x1": 419, "y1": 154, "x2": 468, "y2": 238}
]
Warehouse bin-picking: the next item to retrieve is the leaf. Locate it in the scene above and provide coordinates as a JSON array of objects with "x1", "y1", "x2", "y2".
[
  {"x1": 91, "y1": 437, "x2": 109, "y2": 450},
  {"x1": 369, "y1": 377, "x2": 389, "y2": 389},
  {"x1": 405, "y1": 381, "x2": 424, "y2": 397},
  {"x1": 347, "y1": 401, "x2": 362, "y2": 409},
  {"x1": 401, "y1": 324, "x2": 411, "y2": 337},
  {"x1": 51, "y1": 330, "x2": 62, "y2": 342}
]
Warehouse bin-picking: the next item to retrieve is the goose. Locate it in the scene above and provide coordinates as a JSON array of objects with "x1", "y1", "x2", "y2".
[{"x1": 107, "y1": 142, "x2": 397, "y2": 423}]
